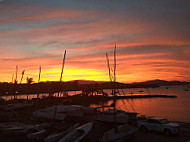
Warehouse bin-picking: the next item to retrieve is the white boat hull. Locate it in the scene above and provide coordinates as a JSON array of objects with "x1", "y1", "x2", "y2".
[
  {"x1": 27, "y1": 129, "x2": 47, "y2": 140},
  {"x1": 44, "y1": 123, "x2": 80, "y2": 142},
  {"x1": 58, "y1": 122, "x2": 93, "y2": 142}
]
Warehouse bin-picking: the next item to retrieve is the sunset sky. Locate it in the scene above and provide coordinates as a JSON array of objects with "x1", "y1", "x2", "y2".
[{"x1": 0, "y1": 0, "x2": 190, "y2": 83}]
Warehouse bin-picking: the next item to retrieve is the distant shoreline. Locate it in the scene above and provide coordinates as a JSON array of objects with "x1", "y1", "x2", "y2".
[{"x1": 0, "y1": 79, "x2": 189, "y2": 96}]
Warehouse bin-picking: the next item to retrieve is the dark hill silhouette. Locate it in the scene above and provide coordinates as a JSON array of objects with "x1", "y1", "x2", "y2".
[
  {"x1": 132, "y1": 79, "x2": 189, "y2": 86},
  {"x1": 0, "y1": 79, "x2": 189, "y2": 96}
]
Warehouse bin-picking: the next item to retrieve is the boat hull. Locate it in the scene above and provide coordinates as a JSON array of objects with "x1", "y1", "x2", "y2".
[
  {"x1": 58, "y1": 122, "x2": 93, "y2": 142},
  {"x1": 101, "y1": 124, "x2": 138, "y2": 142}
]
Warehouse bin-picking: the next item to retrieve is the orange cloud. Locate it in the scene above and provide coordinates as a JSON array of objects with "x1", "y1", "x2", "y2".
[{"x1": 0, "y1": 3, "x2": 190, "y2": 83}]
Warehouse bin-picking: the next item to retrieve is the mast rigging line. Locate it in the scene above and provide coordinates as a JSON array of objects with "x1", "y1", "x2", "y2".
[
  {"x1": 107, "y1": 73, "x2": 135, "y2": 112},
  {"x1": 106, "y1": 45, "x2": 136, "y2": 112},
  {"x1": 20, "y1": 70, "x2": 25, "y2": 84},
  {"x1": 120, "y1": 88, "x2": 136, "y2": 112},
  {"x1": 115, "y1": 88, "x2": 128, "y2": 111}
]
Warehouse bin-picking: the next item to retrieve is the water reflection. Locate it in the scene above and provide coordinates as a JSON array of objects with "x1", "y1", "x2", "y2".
[
  {"x1": 91, "y1": 85, "x2": 190, "y2": 123},
  {"x1": 1, "y1": 85, "x2": 190, "y2": 122}
]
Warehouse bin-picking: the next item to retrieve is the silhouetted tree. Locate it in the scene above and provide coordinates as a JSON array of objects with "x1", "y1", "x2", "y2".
[
  {"x1": 26, "y1": 77, "x2": 34, "y2": 100},
  {"x1": 14, "y1": 79, "x2": 18, "y2": 84},
  {"x1": 26, "y1": 77, "x2": 34, "y2": 84}
]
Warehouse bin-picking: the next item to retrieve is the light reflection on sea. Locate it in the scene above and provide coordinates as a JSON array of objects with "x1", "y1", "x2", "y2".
[
  {"x1": 91, "y1": 85, "x2": 190, "y2": 123},
  {"x1": 1, "y1": 85, "x2": 190, "y2": 122}
]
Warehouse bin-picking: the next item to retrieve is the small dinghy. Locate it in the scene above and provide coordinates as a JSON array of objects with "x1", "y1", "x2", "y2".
[
  {"x1": 0, "y1": 123, "x2": 20, "y2": 131},
  {"x1": 101, "y1": 124, "x2": 138, "y2": 142},
  {"x1": 0, "y1": 123, "x2": 34, "y2": 135},
  {"x1": 44, "y1": 123, "x2": 80, "y2": 142},
  {"x1": 27, "y1": 123, "x2": 52, "y2": 140},
  {"x1": 5, "y1": 124, "x2": 33, "y2": 134},
  {"x1": 27, "y1": 129, "x2": 48, "y2": 140},
  {"x1": 58, "y1": 122, "x2": 93, "y2": 142}
]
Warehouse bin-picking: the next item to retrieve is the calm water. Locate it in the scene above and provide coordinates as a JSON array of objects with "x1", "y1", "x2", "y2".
[
  {"x1": 91, "y1": 85, "x2": 190, "y2": 123},
  {"x1": 1, "y1": 85, "x2": 190, "y2": 122}
]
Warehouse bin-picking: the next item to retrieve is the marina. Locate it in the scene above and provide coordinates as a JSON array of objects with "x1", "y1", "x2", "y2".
[
  {"x1": 0, "y1": 1, "x2": 190, "y2": 141},
  {"x1": 0, "y1": 47, "x2": 189, "y2": 141}
]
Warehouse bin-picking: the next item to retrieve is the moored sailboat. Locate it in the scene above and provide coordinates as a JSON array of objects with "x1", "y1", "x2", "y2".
[
  {"x1": 93, "y1": 45, "x2": 137, "y2": 125},
  {"x1": 99, "y1": 45, "x2": 138, "y2": 141}
]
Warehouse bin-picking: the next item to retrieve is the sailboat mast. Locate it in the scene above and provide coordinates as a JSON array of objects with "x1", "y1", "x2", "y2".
[
  {"x1": 53, "y1": 50, "x2": 66, "y2": 120},
  {"x1": 60, "y1": 50, "x2": 66, "y2": 82},
  {"x1": 106, "y1": 53, "x2": 112, "y2": 82},
  {"x1": 114, "y1": 45, "x2": 116, "y2": 83},
  {"x1": 57, "y1": 50, "x2": 66, "y2": 97},
  {"x1": 14, "y1": 65, "x2": 18, "y2": 99},
  {"x1": 113, "y1": 45, "x2": 117, "y2": 132},
  {"x1": 12, "y1": 74, "x2": 14, "y2": 83},
  {"x1": 37, "y1": 66, "x2": 41, "y2": 99},
  {"x1": 15, "y1": 65, "x2": 18, "y2": 84},
  {"x1": 20, "y1": 70, "x2": 25, "y2": 84},
  {"x1": 106, "y1": 53, "x2": 112, "y2": 112},
  {"x1": 38, "y1": 66, "x2": 41, "y2": 83}
]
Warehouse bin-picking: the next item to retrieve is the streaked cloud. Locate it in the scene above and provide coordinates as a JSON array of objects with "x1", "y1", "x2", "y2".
[{"x1": 0, "y1": 0, "x2": 190, "y2": 83}]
